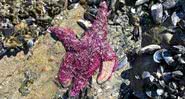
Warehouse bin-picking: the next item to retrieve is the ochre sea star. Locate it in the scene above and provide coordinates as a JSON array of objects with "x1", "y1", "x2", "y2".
[{"x1": 49, "y1": 1, "x2": 118, "y2": 96}]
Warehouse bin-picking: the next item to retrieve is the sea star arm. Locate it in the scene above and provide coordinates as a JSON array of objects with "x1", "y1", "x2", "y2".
[
  {"x1": 49, "y1": 27, "x2": 82, "y2": 51},
  {"x1": 58, "y1": 52, "x2": 74, "y2": 87},
  {"x1": 101, "y1": 42, "x2": 117, "y2": 61},
  {"x1": 97, "y1": 42, "x2": 118, "y2": 83},
  {"x1": 86, "y1": 1, "x2": 109, "y2": 40},
  {"x1": 70, "y1": 77, "x2": 88, "y2": 96}
]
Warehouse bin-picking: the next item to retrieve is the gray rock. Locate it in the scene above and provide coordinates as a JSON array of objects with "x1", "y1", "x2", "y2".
[
  {"x1": 161, "y1": 32, "x2": 173, "y2": 44},
  {"x1": 171, "y1": 12, "x2": 181, "y2": 26},
  {"x1": 27, "y1": 39, "x2": 34, "y2": 48},
  {"x1": 163, "y1": 0, "x2": 177, "y2": 9},
  {"x1": 0, "y1": 48, "x2": 6, "y2": 56},
  {"x1": 151, "y1": 3, "x2": 163, "y2": 24},
  {"x1": 117, "y1": 55, "x2": 128, "y2": 70},
  {"x1": 142, "y1": 71, "x2": 151, "y2": 79},
  {"x1": 145, "y1": 91, "x2": 152, "y2": 98}
]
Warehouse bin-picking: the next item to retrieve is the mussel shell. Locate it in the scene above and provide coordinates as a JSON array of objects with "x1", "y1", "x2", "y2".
[
  {"x1": 140, "y1": 44, "x2": 161, "y2": 54},
  {"x1": 163, "y1": 72, "x2": 172, "y2": 81},
  {"x1": 172, "y1": 45, "x2": 185, "y2": 54},
  {"x1": 0, "y1": 48, "x2": 7, "y2": 56},
  {"x1": 87, "y1": 0, "x2": 101, "y2": 6},
  {"x1": 121, "y1": 68, "x2": 131, "y2": 79},
  {"x1": 25, "y1": 17, "x2": 35, "y2": 25},
  {"x1": 2, "y1": 28, "x2": 14, "y2": 37},
  {"x1": 153, "y1": 49, "x2": 163, "y2": 63},
  {"x1": 145, "y1": 91, "x2": 158, "y2": 98},
  {"x1": 27, "y1": 39, "x2": 34, "y2": 48},
  {"x1": 135, "y1": 0, "x2": 149, "y2": 6},
  {"x1": 117, "y1": 56, "x2": 128, "y2": 70},
  {"x1": 69, "y1": 0, "x2": 80, "y2": 4},
  {"x1": 161, "y1": 49, "x2": 175, "y2": 65},
  {"x1": 172, "y1": 71, "x2": 183, "y2": 77},
  {"x1": 132, "y1": 91, "x2": 148, "y2": 99},
  {"x1": 77, "y1": 19, "x2": 92, "y2": 30},
  {"x1": 84, "y1": 8, "x2": 98, "y2": 22}
]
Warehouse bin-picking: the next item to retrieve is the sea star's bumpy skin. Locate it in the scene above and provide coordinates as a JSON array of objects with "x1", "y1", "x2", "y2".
[{"x1": 49, "y1": 1, "x2": 118, "y2": 96}]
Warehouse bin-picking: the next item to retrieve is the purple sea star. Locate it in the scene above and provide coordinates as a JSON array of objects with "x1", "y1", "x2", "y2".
[{"x1": 49, "y1": 1, "x2": 118, "y2": 96}]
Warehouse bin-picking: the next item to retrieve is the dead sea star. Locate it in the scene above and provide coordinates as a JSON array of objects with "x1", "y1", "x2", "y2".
[{"x1": 49, "y1": 1, "x2": 118, "y2": 96}]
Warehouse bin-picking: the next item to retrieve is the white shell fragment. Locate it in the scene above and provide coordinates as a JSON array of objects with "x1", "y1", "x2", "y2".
[
  {"x1": 151, "y1": 3, "x2": 163, "y2": 23},
  {"x1": 135, "y1": 0, "x2": 149, "y2": 6},
  {"x1": 171, "y1": 12, "x2": 181, "y2": 26},
  {"x1": 140, "y1": 44, "x2": 161, "y2": 54},
  {"x1": 156, "y1": 89, "x2": 164, "y2": 96}
]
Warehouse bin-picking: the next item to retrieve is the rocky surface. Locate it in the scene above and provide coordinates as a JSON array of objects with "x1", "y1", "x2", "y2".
[
  {"x1": 0, "y1": 4, "x2": 130, "y2": 99},
  {"x1": 0, "y1": 33, "x2": 64, "y2": 98}
]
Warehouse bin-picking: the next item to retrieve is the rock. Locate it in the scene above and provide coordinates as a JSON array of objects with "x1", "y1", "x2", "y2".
[
  {"x1": 117, "y1": 55, "x2": 128, "y2": 70},
  {"x1": 27, "y1": 39, "x2": 34, "y2": 48},
  {"x1": 179, "y1": 20, "x2": 185, "y2": 30},
  {"x1": 133, "y1": 91, "x2": 147, "y2": 99},
  {"x1": 163, "y1": 0, "x2": 177, "y2": 9},
  {"x1": 121, "y1": 69, "x2": 131, "y2": 79},
  {"x1": 161, "y1": 33, "x2": 173, "y2": 44},
  {"x1": 151, "y1": 3, "x2": 163, "y2": 24},
  {"x1": 131, "y1": 26, "x2": 142, "y2": 41},
  {"x1": 171, "y1": 12, "x2": 181, "y2": 26},
  {"x1": 142, "y1": 71, "x2": 151, "y2": 79},
  {"x1": 163, "y1": 72, "x2": 173, "y2": 81},
  {"x1": 159, "y1": 80, "x2": 166, "y2": 88},
  {"x1": 25, "y1": 17, "x2": 35, "y2": 25},
  {"x1": 171, "y1": 32, "x2": 185, "y2": 46},
  {"x1": 172, "y1": 71, "x2": 183, "y2": 77},
  {"x1": 0, "y1": 48, "x2": 6, "y2": 56},
  {"x1": 145, "y1": 91, "x2": 152, "y2": 98},
  {"x1": 0, "y1": 41, "x2": 6, "y2": 57},
  {"x1": 135, "y1": 0, "x2": 149, "y2": 6},
  {"x1": 2, "y1": 28, "x2": 14, "y2": 37}
]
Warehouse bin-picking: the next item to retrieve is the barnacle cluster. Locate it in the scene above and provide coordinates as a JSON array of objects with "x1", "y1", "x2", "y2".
[{"x1": 0, "y1": 0, "x2": 64, "y2": 56}]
